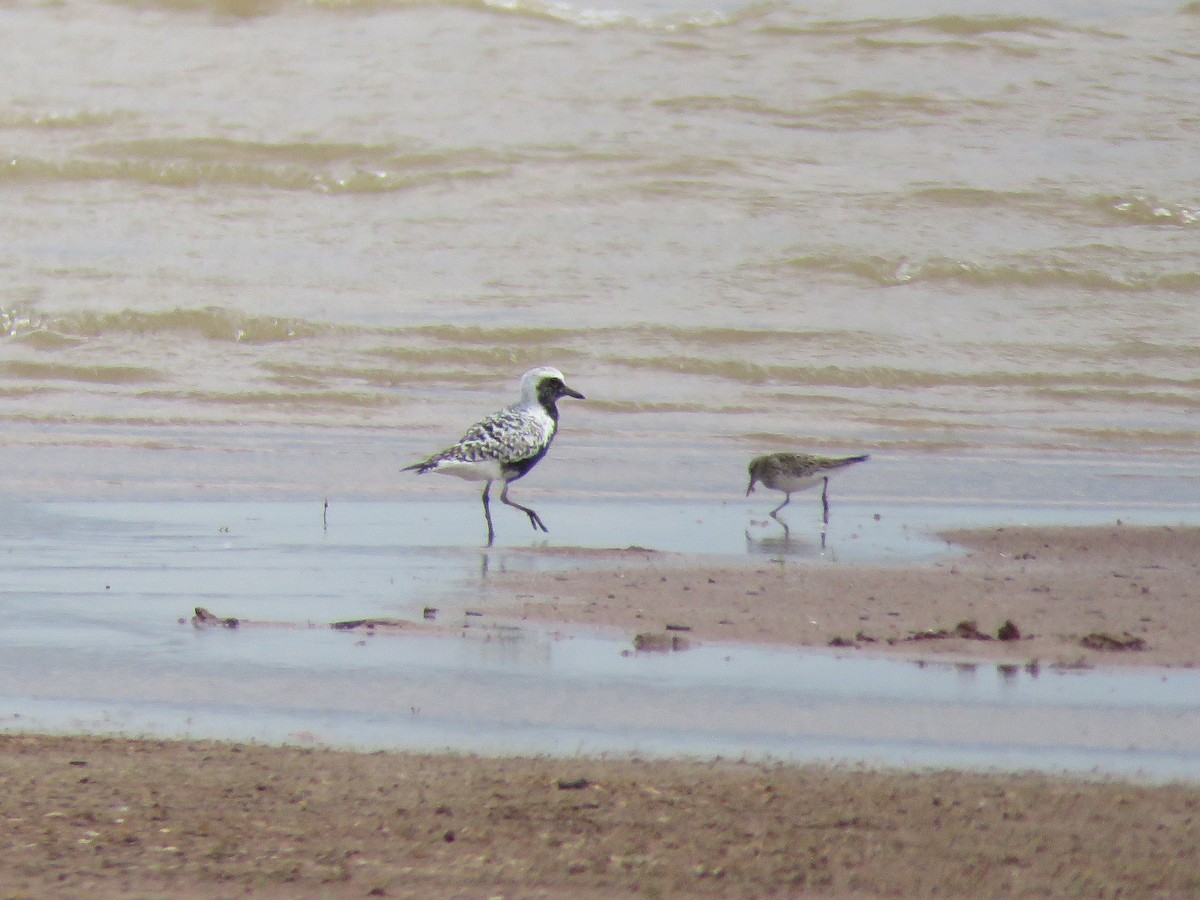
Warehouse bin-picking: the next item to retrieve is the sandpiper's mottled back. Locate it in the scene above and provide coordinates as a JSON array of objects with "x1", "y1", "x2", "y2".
[{"x1": 404, "y1": 366, "x2": 584, "y2": 546}]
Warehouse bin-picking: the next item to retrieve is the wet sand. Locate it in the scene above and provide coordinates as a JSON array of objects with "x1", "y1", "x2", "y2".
[
  {"x1": 486, "y1": 523, "x2": 1200, "y2": 669},
  {"x1": 4, "y1": 523, "x2": 1200, "y2": 897}
]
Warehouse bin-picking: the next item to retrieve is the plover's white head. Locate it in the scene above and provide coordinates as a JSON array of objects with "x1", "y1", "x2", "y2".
[{"x1": 518, "y1": 366, "x2": 585, "y2": 409}]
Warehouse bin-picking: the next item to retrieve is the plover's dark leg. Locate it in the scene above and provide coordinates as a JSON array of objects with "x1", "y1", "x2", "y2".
[
  {"x1": 481, "y1": 481, "x2": 496, "y2": 547},
  {"x1": 500, "y1": 481, "x2": 548, "y2": 533},
  {"x1": 819, "y1": 477, "x2": 831, "y2": 549}
]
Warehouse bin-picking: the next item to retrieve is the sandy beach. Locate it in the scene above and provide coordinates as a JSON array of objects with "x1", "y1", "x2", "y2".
[
  {"x1": 3, "y1": 523, "x2": 1199, "y2": 897},
  {"x1": 2, "y1": 733, "x2": 1198, "y2": 899}
]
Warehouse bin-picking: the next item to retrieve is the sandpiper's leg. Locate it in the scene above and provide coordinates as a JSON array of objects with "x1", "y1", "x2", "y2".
[
  {"x1": 481, "y1": 481, "x2": 496, "y2": 547},
  {"x1": 500, "y1": 482, "x2": 548, "y2": 533},
  {"x1": 769, "y1": 494, "x2": 791, "y2": 538}
]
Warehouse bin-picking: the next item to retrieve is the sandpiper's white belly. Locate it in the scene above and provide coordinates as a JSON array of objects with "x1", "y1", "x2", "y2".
[{"x1": 769, "y1": 473, "x2": 825, "y2": 494}]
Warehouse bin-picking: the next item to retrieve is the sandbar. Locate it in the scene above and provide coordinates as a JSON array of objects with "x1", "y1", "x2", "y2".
[{"x1": 483, "y1": 524, "x2": 1200, "y2": 669}]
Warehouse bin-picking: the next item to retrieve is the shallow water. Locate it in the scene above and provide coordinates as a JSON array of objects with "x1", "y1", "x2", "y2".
[{"x1": 2, "y1": 499, "x2": 1199, "y2": 780}]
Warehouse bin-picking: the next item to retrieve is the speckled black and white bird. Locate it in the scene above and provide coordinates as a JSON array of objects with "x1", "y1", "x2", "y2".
[
  {"x1": 746, "y1": 452, "x2": 869, "y2": 537},
  {"x1": 403, "y1": 366, "x2": 585, "y2": 546}
]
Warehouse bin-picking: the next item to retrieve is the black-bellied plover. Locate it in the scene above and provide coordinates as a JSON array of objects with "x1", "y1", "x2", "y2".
[
  {"x1": 746, "y1": 452, "x2": 869, "y2": 537},
  {"x1": 403, "y1": 366, "x2": 585, "y2": 546}
]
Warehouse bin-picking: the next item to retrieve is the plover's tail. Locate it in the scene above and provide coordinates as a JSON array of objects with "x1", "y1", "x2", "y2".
[{"x1": 402, "y1": 457, "x2": 438, "y2": 474}]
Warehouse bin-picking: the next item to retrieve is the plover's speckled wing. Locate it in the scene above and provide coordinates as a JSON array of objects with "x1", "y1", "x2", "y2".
[{"x1": 419, "y1": 403, "x2": 555, "y2": 471}]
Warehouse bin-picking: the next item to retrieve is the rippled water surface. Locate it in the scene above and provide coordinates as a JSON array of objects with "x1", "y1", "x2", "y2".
[{"x1": 1, "y1": 0, "x2": 1198, "y2": 502}]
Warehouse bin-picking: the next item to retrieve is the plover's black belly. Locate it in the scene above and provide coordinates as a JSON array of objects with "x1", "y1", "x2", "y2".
[{"x1": 502, "y1": 447, "x2": 550, "y2": 481}]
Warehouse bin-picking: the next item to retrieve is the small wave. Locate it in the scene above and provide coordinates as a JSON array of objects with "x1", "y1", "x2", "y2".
[
  {"x1": 0, "y1": 308, "x2": 48, "y2": 340},
  {"x1": 0, "y1": 306, "x2": 330, "y2": 344},
  {"x1": 410, "y1": 322, "x2": 826, "y2": 346},
  {"x1": 850, "y1": 36, "x2": 1039, "y2": 59},
  {"x1": 2, "y1": 140, "x2": 508, "y2": 195},
  {"x1": 14, "y1": 332, "x2": 86, "y2": 351},
  {"x1": 787, "y1": 90, "x2": 984, "y2": 131},
  {"x1": 405, "y1": 322, "x2": 853, "y2": 349},
  {"x1": 375, "y1": 323, "x2": 860, "y2": 362},
  {"x1": 763, "y1": 13, "x2": 1073, "y2": 39},
  {"x1": 391, "y1": 323, "x2": 583, "y2": 346},
  {"x1": 114, "y1": 0, "x2": 286, "y2": 17},
  {"x1": 585, "y1": 399, "x2": 719, "y2": 413},
  {"x1": 606, "y1": 355, "x2": 1200, "y2": 395},
  {"x1": 369, "y1": 346, "x2": 572, "y2": 371},
  {"x1": 911, "y1": 186, "x2": 1054, "y2": 211},
  {"x1": 475, "y1": 0, "x2": 733, "y2": 28},
  {"x1": 1, "y1": 311, "x2": 862, "y2": 365},
  {"x1": 652, "y1": 94, "x2": 795, "y2": 123},
  {"x1": 913, "y1": 187, "x2": 1200, "y2": 229},
  {"x1": 0, "y1": 109, "x2": 132, "y2": 130},
  {"x1": 1103, "y1": 194, "x2": 1200, "y2": 226},
  {"x1": 786, "y1": 252, "x2": 1200, "y2": 293},
  {"x1": 142, "y1": 388, "x2": 390, "y2": 409},
  {"x1": 1099, "y1": 339, "x2": 1200, "y2": 367},
  {"x1": 1032, "y1": 387, "x2": 1200, "y2": 410},
  {"x1": 0, "y1": 361, "x2": 162, "y2": 385},
  {"x1": 1055, "y1": 426, "x2": 1200, "y2": 449},
  {"x1": 608, "y1": 355, "x2": 837, "y2": 386},
  {"x1": 906, "y1": 14, "x2": 1063, "y2": 38},
  {"x1": 117, "y1": 0, "x2": 749, "y2": 29}
]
